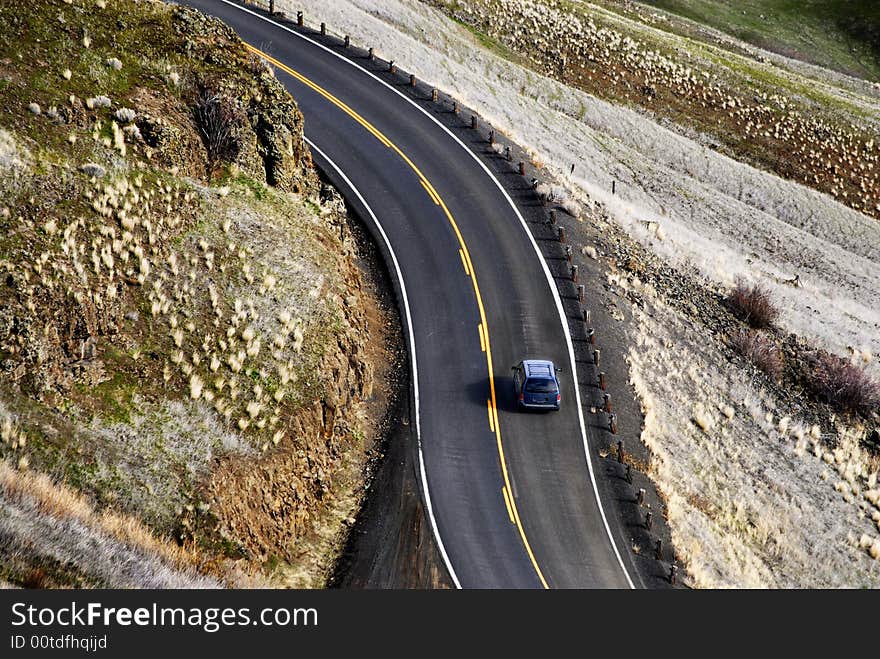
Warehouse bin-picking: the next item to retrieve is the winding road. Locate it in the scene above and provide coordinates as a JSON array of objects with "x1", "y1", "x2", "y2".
[{"x1": 183, "y1": 0, "x2": 638, "y2": 589}]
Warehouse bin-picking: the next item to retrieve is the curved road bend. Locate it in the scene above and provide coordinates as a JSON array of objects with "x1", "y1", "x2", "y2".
[{"x1": 183, "y1": 0, "x2": 636, "y2": 589}]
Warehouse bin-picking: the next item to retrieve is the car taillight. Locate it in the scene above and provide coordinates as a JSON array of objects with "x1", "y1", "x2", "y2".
[
  {"x1": 518, "y1": 393, "x2": 524, "y2": 401},
  {"x1": 556, "y1": 393, "x2": 561, "y2": 401}
]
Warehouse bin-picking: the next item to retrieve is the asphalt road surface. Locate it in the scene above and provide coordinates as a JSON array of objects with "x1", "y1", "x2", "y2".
[{"x1": 182, "y1": 0, "x2": 636, "y2": 589}]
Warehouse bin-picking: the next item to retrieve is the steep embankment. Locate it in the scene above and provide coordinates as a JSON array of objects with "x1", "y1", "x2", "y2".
[{"x1": 0, "y1": 0, "x2": 396, "y2": 587}]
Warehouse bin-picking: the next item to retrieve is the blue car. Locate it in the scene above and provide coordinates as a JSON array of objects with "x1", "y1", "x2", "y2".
[{"x1": 512, "y1": 359, "x2": 561, "y2": 411}]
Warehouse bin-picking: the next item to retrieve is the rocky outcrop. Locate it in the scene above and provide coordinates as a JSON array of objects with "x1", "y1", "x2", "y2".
[{"x1": 0, "y1": 0, "x2": 391, "y2": 588}]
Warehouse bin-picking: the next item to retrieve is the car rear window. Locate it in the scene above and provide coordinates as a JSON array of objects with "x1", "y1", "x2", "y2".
[{"x1": 525, "y1": 378, "x2": 556, "y2": 393}]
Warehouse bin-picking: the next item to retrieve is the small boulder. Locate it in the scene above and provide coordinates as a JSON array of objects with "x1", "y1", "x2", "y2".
[{"x1": 79, "y1": 162, "x2": 106, "y2": 178}]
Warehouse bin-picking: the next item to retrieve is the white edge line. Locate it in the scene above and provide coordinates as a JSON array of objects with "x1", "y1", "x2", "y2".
[
  {"x1": 222, "y1": 0, "x2": 634, "y2": 589},
  {"x1": 304, "y1": 137, "x2": 462, "y2": 590}
]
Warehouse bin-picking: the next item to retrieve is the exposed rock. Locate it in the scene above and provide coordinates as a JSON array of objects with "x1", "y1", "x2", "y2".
[{"x1": 79, "y1": 162, "x2": 106, "y2": 178}]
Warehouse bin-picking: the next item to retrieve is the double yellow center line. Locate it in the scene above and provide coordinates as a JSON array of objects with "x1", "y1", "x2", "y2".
[{"x1": 246, "y1": 43, "x2": 549, "y2": 589}]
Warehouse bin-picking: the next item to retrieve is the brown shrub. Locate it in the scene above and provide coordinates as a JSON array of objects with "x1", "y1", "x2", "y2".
[
  {"x1": 727, "y1": 280, "x2": 779, "y2": 329},
  {"x1": 730, "y1": 329, "x2": 784, "y2": 381},
  {"x1": 20, "y1": 567, "x2": 48, "y2": 589},
  {"x1": 808, "y1": 352, "x2": 880, "y2": 415}
]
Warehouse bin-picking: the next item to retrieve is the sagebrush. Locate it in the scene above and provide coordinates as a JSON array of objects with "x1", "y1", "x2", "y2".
[
  {"x1": 730, "y1": 329, "x2": 784, "y2": 381},
  {"x1": 808, "y1": 352, "x2": 880, "y2": 415},
  {"x1": 728, "y1": 280, "x2": 779, "y2": 329}
]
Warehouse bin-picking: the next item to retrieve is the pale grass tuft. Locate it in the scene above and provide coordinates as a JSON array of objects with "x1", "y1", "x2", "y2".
[
  {"x1": 189, "y1": 374, "x2": 203, "y2": 400},
  {"x1": 246, "y1": 401, "x2": 262, "y2": 419},
  {"x1": 692, "y1": 403, "x2": 715, "y2": 433}
]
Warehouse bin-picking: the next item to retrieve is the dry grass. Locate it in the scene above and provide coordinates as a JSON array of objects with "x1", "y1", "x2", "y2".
[
  {"x1": 727, "y1": 280, "x2": 779, "y2": 329},
  {"x1": 0, "y1": 461, "x2": 219, "y2": 587},
  {"x1": 730, "y1": 329, "x2": 784, "y2": 382},
  {"x1": 628, "y1": 290, "x2": 880, "y2": 587}
]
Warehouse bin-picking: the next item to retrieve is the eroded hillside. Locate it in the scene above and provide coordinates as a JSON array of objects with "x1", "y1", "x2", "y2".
[{"x1": 0, "y1": 0, "x2": 396, "y2": 587}]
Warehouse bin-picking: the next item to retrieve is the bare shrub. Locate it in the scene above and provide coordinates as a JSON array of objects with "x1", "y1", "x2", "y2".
[
  {"x1": 730, "y1": 329, "x2": 783, "y2": 381},
  {"x1": 727, "y1": 279, "x2": 778, "y2": 329},
  {"x1": 808, "y1": 352, "x2": 880, "y2": 415},
  {"x1": 192, "y1": 85, "x2": 244, "y2": 168}
]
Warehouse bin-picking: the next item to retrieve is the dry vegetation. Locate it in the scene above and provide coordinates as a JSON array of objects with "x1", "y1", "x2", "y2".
[
  {"x1": 627, "y1": 286, "x2": 880, "y2": 587},
  {"x1": 730, "y1": 329, "x2": 783, "y2": 382},
  {"x1": 433, "y1": 0, "x2": 880, "y2": 217},
  {"x1": 727, "y1": 280, "x2": 779, "y2": 329},
  {"x1": 808, "y1": 353, "x2": 880, "y2": 416},
  {"x1": 0, "y1": 0, "x2": 387, "y2": 588}
]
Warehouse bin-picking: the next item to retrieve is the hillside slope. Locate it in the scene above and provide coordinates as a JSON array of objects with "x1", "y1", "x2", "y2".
[
  {"x1": 0, "y1": 0, "x2": 395, "y2": 587},
  {"x1": 630, "y1": 0, "x2": 880, "y2": 82}
]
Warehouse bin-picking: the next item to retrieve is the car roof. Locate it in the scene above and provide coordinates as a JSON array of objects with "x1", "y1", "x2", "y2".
[{"x1": 522, "y1": 360, "x2": 555, "y2": 377}]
